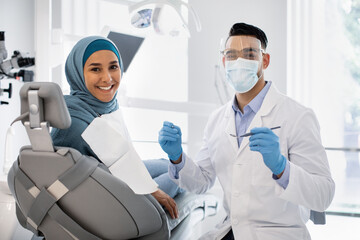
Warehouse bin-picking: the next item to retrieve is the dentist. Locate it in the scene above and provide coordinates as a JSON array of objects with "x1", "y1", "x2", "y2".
[{"x1": 158, "y1": 23, "x2": 335, "y2": 239}]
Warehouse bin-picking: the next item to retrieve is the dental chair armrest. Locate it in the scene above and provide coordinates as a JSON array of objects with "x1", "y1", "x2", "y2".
[{"x1": 167, "y1": 192, "x2": 218, "y2": 231}]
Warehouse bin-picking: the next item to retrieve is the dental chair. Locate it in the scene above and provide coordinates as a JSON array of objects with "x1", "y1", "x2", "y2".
[{"x1": 7, "y1": 82, "x2": 218, "y2": 240}]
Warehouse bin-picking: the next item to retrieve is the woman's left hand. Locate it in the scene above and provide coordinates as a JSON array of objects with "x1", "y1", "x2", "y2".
[{"x1": 151, "y1": 189, "x2": 179, "y2": 219}]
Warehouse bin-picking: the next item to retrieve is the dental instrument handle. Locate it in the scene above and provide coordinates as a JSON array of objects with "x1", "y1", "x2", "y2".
[
  {"x1": 230, "y1": 126, "x2": 281, "y2": 138},
  {"x1": 241, "y1": 126, "x2": 281, "y2": 137}
]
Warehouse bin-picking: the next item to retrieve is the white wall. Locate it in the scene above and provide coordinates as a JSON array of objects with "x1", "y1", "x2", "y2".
[{"x1": 0, "y1": 0, "x2": 35, "y2": 174}]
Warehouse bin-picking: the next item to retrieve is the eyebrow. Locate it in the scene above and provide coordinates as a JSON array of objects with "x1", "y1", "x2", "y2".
[
  {"x1": 242, "y1": 47, "x2": 259, "y2": 53},
  {"x1": 88, "y1": 63, "x2": 101, "y2": 67},
  {"x1": 87, "y1": 60, "x2": 119, "y2": 67},
  {"x1": 225, "y1": 49, "x2": 238, "y2": 54}
]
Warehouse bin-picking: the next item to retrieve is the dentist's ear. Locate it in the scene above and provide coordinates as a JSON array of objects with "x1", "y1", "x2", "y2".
[
  {"x1": 222, "y1": 56, "x2": 226, "y2": 67},
  {"x1": 262, "y1": 53, "x2": 270, "y2": 70}
]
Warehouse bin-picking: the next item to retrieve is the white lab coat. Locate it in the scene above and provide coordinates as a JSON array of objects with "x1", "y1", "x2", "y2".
[{"x1": 172, "y1": 83, "x2": 335, "y2": 240}]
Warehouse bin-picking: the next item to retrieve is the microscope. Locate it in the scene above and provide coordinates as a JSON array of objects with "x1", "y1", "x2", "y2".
[{"x1": 0, "y1": 31, "x2": 35, "y2": 105}]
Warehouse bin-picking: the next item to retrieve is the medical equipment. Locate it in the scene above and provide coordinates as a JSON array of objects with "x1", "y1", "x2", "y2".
[
  {"x1": 107, "y1": 31, "x2": 144, "y2": 73},
  {"x1": 0, "y1": 81, "x2": 12, "y2": 105},
  {"x1": 0, "y1": 32, "x2": 7, "y2": 63},
  {"x1": 7, "y1": 82, "x2": 219, "y2": 239},
  {"x1": 0, "y1": 31, "x2": 35, "y2": 80},
  {"x1": 129, "y1": 0, "x2": 201, "y2": 37},
  {"x1": 230, "y1": 126, "x2": 281, "y2": 138},
  {"x1": 0, "y1": 82, "x2": 12, "y2": 98},
  {"x1": 0, "y1": 51, "x2": 35, "y2": 78},
  {"x1": 14, "y1": 69, "x2": 34, "y2": 82}
]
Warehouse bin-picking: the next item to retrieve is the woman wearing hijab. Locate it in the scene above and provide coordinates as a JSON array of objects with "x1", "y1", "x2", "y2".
[{"x1": 51, "y1": 36, "x2": 180, "y2": 219}]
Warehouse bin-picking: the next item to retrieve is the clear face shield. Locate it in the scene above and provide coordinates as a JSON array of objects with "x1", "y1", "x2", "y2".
[
  {"x1": 219, "y1": 36, "x2": 266, "y2": 93},
  {"x1": 221, "y1": 35, "x2": 264, "y2": 64}
]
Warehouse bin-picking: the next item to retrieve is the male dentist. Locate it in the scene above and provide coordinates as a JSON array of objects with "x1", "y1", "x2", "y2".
[{"x1": 158, "y1": 22, "x2": 335, "y2": 240}]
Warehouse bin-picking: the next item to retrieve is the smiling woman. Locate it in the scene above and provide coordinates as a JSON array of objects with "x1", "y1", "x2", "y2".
[
  {"x1": 50, "y1": 36, "x2": 183, "y2": 219},
  {"x1": 83, "y1": 50, "x2": 121, "y2": 102}
]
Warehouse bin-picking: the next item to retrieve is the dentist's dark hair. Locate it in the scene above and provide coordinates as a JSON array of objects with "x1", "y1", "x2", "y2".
[{"x1": 228, "y1": 22, "x2": 268, "y2": 50}]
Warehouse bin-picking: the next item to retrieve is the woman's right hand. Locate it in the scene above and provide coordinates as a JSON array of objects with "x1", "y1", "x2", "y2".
[{"x1": 151, "y1": 189, "x2": 179, "y2": 219}]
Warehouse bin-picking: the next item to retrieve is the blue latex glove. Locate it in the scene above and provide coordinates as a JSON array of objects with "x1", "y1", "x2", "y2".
[
  {"x1": 158, "y1": 121, "x2": 183, "y2": 161},
  {"x1": 249, "y1": 127, "x2": 286, "y2": 175}
]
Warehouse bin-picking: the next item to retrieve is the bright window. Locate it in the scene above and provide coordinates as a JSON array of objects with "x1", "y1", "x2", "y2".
[{"x1": 287, "y1": 0, "x2": 360, "y2": 218}]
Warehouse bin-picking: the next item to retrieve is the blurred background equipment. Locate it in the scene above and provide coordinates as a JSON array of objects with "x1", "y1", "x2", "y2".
[
  {"x1": 0, "y1": 82, "x2": 12, "y2": 98},
  {"x1": 0, "y1": 31, "x2": 7, "y2": 63},
  {"x1": 0, "y1": 31, "x2": 35, "y2": 81},
  {"x1": 129, "y1": 0, "x2": 201, "y2": 37},
  {"x1": 107, "y1": 31, "x2": 144, "y2": 73}
]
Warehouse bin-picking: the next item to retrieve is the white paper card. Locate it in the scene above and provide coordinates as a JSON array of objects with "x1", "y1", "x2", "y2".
[
  {"x1": 99, "y1": 109, "x2": 131, "y2": 141},
  {"x1": 82, "y1": 117, "x2": 129, "y2": 167},
  {"x1": 108, "y1": 144, "x2": 158, "y2": 195},
  {"x1": 81, "y1": 109, "x2": 158, "y2": 194}
]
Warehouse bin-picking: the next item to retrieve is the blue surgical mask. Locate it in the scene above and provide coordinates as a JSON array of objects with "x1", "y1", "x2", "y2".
[{"x1": 225, "y1": 57, "x2": 259, "y2": 93}]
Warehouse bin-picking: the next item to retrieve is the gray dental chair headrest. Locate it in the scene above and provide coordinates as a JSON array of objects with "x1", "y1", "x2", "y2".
[{"x1": 19, "y1": 82, "x2": 71, "y2": 129}]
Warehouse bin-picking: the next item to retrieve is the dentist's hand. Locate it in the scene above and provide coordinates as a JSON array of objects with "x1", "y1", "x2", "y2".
[
  {"x1": 158, "y1": 121, "x2": 183, "y2": 161},
  {"x1": 249, "y1": 127, "x2": 286, "y2": 176}
]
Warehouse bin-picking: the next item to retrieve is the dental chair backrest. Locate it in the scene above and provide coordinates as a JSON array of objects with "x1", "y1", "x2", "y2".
[{"x1": 7, "y1": 82, "x2": 170, "y2": 240}]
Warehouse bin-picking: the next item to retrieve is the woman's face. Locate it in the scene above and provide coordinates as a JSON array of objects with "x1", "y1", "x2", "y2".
[{"x1": 83, "y1": 50, "x2": 121, "y2": 102}]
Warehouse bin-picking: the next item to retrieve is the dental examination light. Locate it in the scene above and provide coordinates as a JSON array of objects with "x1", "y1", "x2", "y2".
[{"x1": 129, "y1": 0, "x2": 202, "y2": 37}]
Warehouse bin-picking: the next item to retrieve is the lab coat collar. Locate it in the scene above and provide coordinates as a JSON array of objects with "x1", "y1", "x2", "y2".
[
  {"x1": 224, "y1": 82, "x2": 284, "y2": 156},
  {"x1": 255, "y1": 81, "x2": 283, "y2": 118}
]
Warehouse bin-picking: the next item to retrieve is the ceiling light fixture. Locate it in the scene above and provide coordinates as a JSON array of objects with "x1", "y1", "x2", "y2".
[{"x1": 129, "y1": 0, "x2": 201, "y2": 37}]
